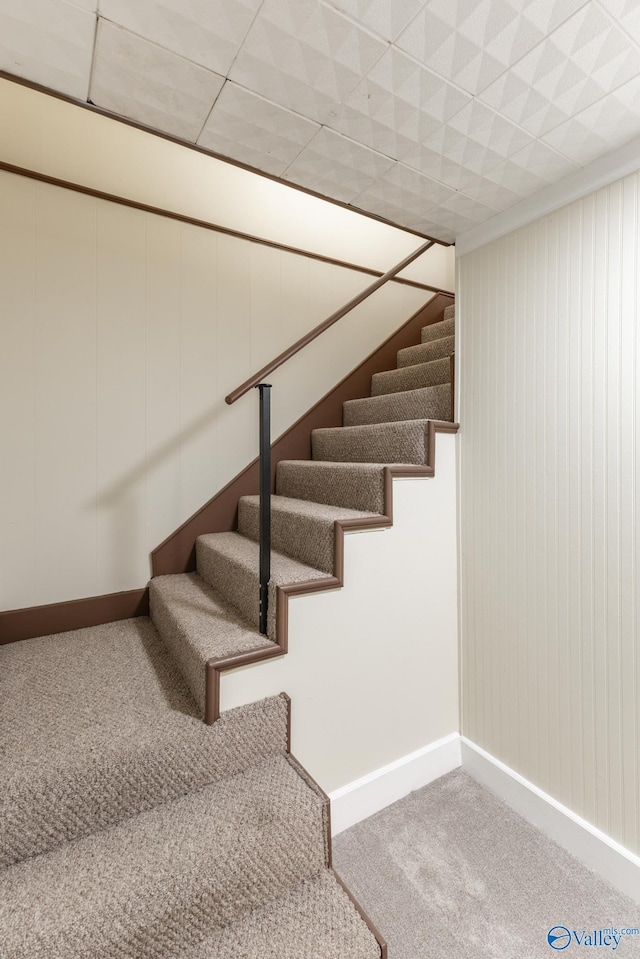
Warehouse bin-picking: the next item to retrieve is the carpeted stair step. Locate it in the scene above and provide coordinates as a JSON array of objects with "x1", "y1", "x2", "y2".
[
  {"x1": 397, "y1": 333, "x2": 455, "y2": 369},
  {"x1": 0, "y1": 754, "x2": 328, "y2": 959},
  {"x1": 0, "y1": 618, "x2": 288, "y2": 868},
  {"x1": 238, "y1": 494, "x2": 381, "y2": 575},
  {"x1": 421, "y1": 314, "x2": 454, "y2": 343},
  {"x1": 343, "y1": 383, "x2": 451, "y2": 427},
  {"x1": 312, "y1": 419, "x2": 431, "y2": 465},
  {"x1": 276, "y1": 461, "x2": 387, "y2": 514},
  {"x1": 443, "y1": 303, "x2": 455, "y2": 322},
  {"x1": 196, "y1": 532, "x2": 330, "y2": 641},
  {"x1": 150, "y1": 571, "x2": 274, "y2": 714},
  {"x1": 180, "y1": 870, "x2": 382, "y2": 958},
  {"x1": 371, "y1": 356, "x2": 450, "y2": 396}
]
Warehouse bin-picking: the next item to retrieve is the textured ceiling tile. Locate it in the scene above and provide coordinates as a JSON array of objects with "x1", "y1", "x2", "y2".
[
  {"x1": 435, "y1": 191, "x2": 500, "y2": 219},
  {"x1": 321, "y1": 0, "x2": 426, "y2": 41},
  {"x1": 456, "y1": 174, "x2": 524, "y2": 210},
  {"x1": 324, "y1": 104, "x2": 417, "y2": 161},
  {"x1": 394, "y1": 0, "x2": 582, "y2": 96},
  {"x1": 198, "y1": 82, "x2": 319, "y2": 176},
  {"x1": 0, "y1": 0, "x2": 96, "y2": 99},
  {"x1": 98, "y1": 0, "x2": 263, "y2": 75},
  {"x1": 90, "y1": 20, "x2": 225, "y2": 141},
  {"x1": 420, "y1": 124, "x2": 505, "y2": 177},
  {"x1": 445, "y1": 99, "x2": 535, "y2": 157},
  {"x1": 281, "y1": 126, "x2": 394, "y2": 202},
  {"x1": 600, "y1": 0, "x2": 640, "y2": 45},
  {"x1": 489, "y1": 2, "x2": 640, "y2": 136},
  {"x1": 481, "y1": 139, "x2": 578, "y2": 196},
  {"x1": 69, "y1": 0, "x2": 97, "y2": 9},
  {"x1": 543, "y1": 74, "x2": 640, "y2": 164},
  {"x1": 401, "y1": 142, "x2": 475, "y2": 190},
  {"x1": 478, "y1": 71, "x2": 568, "y2": 136},
  {"x1": 330, "y1": 47, "x2": 471, "y2": 153},
  {"x1": 352, "y1": 161, "x2": 456, "y2": 217},
  {"x1": 395, "y1": 1, "x2": 505, "y2": 95},
  {"x1": 229, "y1": 0, "x2": 386, "y2": 123}
]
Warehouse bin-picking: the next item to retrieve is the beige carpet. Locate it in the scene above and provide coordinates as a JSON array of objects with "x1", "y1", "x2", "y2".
[{"x1": 333, "y1": 769, "x2": 640, "y2": 959}]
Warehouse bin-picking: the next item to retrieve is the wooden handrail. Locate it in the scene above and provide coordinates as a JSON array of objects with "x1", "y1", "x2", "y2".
[{"x1": 225, "y1": 239, "x2": 436, "y2": 404}]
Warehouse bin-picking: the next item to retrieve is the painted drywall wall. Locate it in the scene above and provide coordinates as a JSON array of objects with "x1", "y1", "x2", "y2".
[
  {"x1": 220, "y1": 437, "x2": 459, "y2": 794},
  {"x1": 0, "y1": 77, "x2": 455, "y2": 290},
  {"x1": 457, "y1": 170, "x2": 640, "y2": 855},
  {"x1": 0, "y1": 167, "x2": 445, "y2": 611}
]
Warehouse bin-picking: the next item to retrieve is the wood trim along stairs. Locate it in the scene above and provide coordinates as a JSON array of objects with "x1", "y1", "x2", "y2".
[
  {"x1": 0, "y1": 293, "x2": 454, "y2": 648},
  {"x1": 153, "y1": 293, "x2": 453, "y2": 577},
  {"x1": 203, "y1": 421, "x2": 458, "y2": 724}
]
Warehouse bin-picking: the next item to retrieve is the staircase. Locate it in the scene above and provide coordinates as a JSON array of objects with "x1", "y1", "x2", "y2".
[{"x1": 0, "y1": 303, "x2": 455, "y2": 957}]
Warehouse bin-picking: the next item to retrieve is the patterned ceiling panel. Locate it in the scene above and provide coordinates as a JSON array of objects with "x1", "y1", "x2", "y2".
[
  {"x1": 198, "y1": 81, "x2": 320, "y2": 176},
  {"x1": 90, "y1": 21, "x2": 225, "y2": 141},
  {"x1": 0, "y1": 0, "x2": 96, "y2": 99},
  {"x1": 98, "y1": 0, "x2": 264, "y2": 75},
  {"x1": 228, "y1": 0, "x2": 387, "y2": 122},
  {"x1": 3, "y1": 0, "x2": 640, "y2": 240}
]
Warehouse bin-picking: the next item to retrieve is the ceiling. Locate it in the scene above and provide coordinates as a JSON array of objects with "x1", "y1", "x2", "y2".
[{"x1": 3, "y1": 0, "x2": 640, "y2": 243}]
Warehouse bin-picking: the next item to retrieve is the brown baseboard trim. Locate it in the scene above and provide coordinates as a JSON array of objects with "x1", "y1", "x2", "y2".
[
  {"x1": 202, "y1": 421, "x2": 458, "y2": 725},
  {"x1": 0, "y1": 588, "x2": 149, "y2": 646},
  {"x1": 153, "y1": 293, "x2": 453, "y2": 577}
]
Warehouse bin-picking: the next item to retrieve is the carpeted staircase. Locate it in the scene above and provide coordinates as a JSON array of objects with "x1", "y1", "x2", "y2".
[{"x1": 0, "y1": 303, "x2": 455, "y2": 957}]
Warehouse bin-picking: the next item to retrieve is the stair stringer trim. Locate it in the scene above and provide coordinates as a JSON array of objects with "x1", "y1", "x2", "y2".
[
  {"x1": 203, "y1": 420, "x2": 459, "y2": 724},
  {"x1": 281, "y1": 692, "x2": 388, "y2": 959}
]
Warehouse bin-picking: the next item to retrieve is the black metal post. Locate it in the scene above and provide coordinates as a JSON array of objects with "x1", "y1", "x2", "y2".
[{"x1": 256, "y1": 383, "x2": 271, "y2": 635}]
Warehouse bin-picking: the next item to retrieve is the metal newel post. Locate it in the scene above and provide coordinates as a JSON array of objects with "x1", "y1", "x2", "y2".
[{"x1": 256, "y1": 383, "x2": 271, "y2": 636}]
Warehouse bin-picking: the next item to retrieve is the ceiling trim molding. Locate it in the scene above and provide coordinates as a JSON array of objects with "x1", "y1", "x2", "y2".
[{"x1": 456, "y1": 133, "x2": 640, "y2": 257}]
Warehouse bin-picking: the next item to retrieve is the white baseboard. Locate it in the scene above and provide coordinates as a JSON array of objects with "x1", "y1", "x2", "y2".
[
  {"x1": 329, "y1": 732, "x2": 461, "y2": 836},
  {"x1": 461, "y1": 737, "x2": 640, "y2": 903}
]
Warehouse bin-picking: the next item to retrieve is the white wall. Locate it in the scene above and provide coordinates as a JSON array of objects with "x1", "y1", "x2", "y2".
[
  {"x1": 457, "y1": 170, "x2": 640, "y2": 856},
  {"x1": 221, "y1": 438, "x2": 459, "y2": 795}
]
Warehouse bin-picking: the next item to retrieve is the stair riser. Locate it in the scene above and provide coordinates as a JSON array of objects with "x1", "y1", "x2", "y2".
[
  {"x1": 312, "y1": 422, "x2": 430, "y2": 465},
  {"x1": 421, "y1": 316, "x2": 454, "y2": 344},
  {"x1": 239, "y1": 501, "x2": 335, "y2": 575},
  {"x1": 150, "y1": 584, "x2": 207, "y2": 711},
  {"x1": 343, "y1": 383, "x2": 452, "y2": 427},
  {"x1": 397, "y1": 334, "x2": 455, "y2": 369},
  {"x1": 276, "y1": 463, "x2": 386, "y2": 514},
  {"x1": 371, "y1": 356, "x2": 450, "y2": 396},
  {"x1": 197, "y1": 540, "x2": 277, "y2": 641}
]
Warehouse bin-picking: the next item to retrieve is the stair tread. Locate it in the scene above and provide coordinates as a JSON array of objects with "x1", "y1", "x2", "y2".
[
  {"x1": 312, "y1": 419, "x2": 431, "y2": 465},
  {"x1": 371, "y1": 356, "x2": 450, "y2": 396},
  {"x1": 181, "y1": 871, "x2": 381, "y2": 959},
  {"x1": 150, "y1": 570, "x2": 274, "y2": 712},
  {"x1": 198, "y1": 531, "x2": 330, "y2": 587},
  {"x1": 276, "y1": 460, "x2": 388, "y2": 514},
  {"x1": 238, "y1": 495, "x2": 382, "y2": 575},
  {"x1": 0, "y1": 618, "x2": 287, "y2": 867},
  {"x1": 421, "y1": 314, "x2": 454, "y2": 343},
  {"x1": 397, "y1": 333, "x2": 455, "y2": 369},
  {"x1": 0, "y1": 754, "x2": 327, "y2": 958},
  {"x1": 344, "y1": 383, "x2": 451, "y2": 426},
  {"x1": 197, "y1": 532, "x2": 331, "y2": 640}
]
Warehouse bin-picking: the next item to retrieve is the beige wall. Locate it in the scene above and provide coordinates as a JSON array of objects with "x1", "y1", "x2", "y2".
[
  {"x1": 0, "y1": 77, "x2": 454, "y2": 289},
  {"x1": 458, "y1": 171, "x2": 640, "y2": 854},
  {"x1": 0, "y1": 168, "x2": 444, "y2": 610}
]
